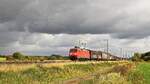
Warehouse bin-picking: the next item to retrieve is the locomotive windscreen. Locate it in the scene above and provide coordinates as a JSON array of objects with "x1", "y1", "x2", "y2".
[{"x1": 70, "y1": 49, "x2": 77, "y2": 52}]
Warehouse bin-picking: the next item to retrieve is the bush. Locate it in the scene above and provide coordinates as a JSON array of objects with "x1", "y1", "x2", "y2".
[
  {"x1": 12, "y1": 52, "x2": 25, "y2": 60},
  {"x1": 48, "y1": 54, "x2": 69, "y2": 60},
  {"x1": 132, "y1": 53, "x2": 142, "y2": 61}
]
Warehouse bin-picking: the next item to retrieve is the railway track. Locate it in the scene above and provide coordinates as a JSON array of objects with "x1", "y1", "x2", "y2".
[{"x1": 0, "y1": 60, "x2": 72, "y2": 64}]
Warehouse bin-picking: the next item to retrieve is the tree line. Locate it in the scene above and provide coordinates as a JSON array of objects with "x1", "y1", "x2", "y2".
[
  {"x1": 131, "y1": 52, "x2": 150, "y2": 61},
  {"x1": 1, "y1": 52, "x2": 69, "y2": 61},
  {"x1": 1, "y1": 51, "x2": 150, "y2": 61}
]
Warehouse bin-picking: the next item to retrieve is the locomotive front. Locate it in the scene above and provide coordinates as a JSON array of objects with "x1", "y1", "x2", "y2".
[
  {"x1": 69, "y1": 47, "x2": 91, "y2": 60},
  {"x1": 69, "y1": 48, "x2": 78, "y2": 60}
]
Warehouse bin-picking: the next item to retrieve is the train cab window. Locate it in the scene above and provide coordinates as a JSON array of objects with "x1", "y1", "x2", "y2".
[{"x1": 70, "y1": 49, "x2": 77, "y2": 52}]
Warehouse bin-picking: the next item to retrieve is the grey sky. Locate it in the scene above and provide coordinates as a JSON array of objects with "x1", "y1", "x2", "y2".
[{"x1": 0, "y1": 0, "x2": 150, "y2": 55}]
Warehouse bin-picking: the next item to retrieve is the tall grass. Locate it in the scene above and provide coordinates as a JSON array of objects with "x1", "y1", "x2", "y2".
[
  {"x1": 79, "y1": 62, "x2": 145, "y2": 84},
  {"x1": 78, "y1": 64, "x2": 131, "y2": 84},
  {"x1": 0, "y1": 61, "x2": 141, "y2": 84},
  {"x1": 79, "y1": 73, "x2": 129, "y2": 84},
  {"x1": 0, "y1": 62, "x2": 118, "y2": 84}
]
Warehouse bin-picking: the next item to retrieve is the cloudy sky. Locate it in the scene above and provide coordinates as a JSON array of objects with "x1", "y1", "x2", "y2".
[{"x1": 0, "y1": 0, "x2": 150, "y2": 56}]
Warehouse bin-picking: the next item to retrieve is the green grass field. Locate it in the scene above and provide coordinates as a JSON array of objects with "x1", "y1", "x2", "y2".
[{"x1": 136, "y1": 62, "x2": 150, "y2": 84}]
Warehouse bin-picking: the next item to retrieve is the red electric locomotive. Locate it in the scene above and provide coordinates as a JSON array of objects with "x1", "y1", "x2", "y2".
[{"x1": 69, "y1": 46, "x2": 91, "y2": 60}]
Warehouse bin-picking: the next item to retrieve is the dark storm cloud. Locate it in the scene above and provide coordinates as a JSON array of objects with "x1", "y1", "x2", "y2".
[
  {"x1": 0, "y1": 31, "x2": 22, "y2": 47},
  {"x1": 21, "y1": 0, "x2": 125, "y2": 34},
  {"x1": 0, "y1": 0, "x2": 150, "y2": 41},
  {"x1": 0, "y1": 0, "x2": 30, "y2": 23}
]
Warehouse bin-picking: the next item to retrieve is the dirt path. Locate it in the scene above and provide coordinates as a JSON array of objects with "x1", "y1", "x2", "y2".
[{"x1": 63, "y1": 67, "x2": 111, "y2": 84}]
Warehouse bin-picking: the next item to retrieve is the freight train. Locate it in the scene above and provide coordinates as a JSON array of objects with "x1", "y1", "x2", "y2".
[{"x1": 69, "y1": 46, "x2": 125, "y2": 60}]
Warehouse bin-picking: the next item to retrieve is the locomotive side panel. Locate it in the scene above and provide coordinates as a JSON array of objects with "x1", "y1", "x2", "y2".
[
  {"x1": 76, "y1": 49, "x2": 90, "y2": 59},
  {"x1": 69, "y1": 48, "x2": 91, "y2": 60}
]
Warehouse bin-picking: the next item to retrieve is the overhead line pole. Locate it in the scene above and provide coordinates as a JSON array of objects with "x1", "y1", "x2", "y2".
[
  {"x1": 106, "y1": 39, "x2": 109, "y2": 58},
  {"x1": 120, "y1": 48, "x2": 123, "y2": 60},
  {"x1": 104, "y1": 39, "x2": 109, "y2": 61}
]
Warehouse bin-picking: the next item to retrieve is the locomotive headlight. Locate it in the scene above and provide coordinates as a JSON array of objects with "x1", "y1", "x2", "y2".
[
  {"x1": 70, "y1": 53, "x2": 77, "y2": 56},
  {"x1": 73, "y1": 53, "x2": 77, "y2": 55}
]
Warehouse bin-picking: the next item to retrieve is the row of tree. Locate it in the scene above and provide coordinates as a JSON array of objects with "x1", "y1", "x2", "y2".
[
  {"x1": 1, "y1": 51, "x2": 150, "y2": 61},
  {"x1": 5, "y1": 52, "x2": 69, "y2": 61},
  {"x1": 131, "y1": 52, "x2": 150, "y2": 61}
]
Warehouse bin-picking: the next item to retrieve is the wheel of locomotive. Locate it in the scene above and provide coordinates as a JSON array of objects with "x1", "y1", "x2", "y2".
[{"x1": 70, "y1": 56, "x2": 78, "y2": 61}]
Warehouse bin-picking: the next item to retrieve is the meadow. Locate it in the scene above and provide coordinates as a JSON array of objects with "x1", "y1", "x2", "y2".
[{"x1": 0, "y1": 61, "x2": 146, "y2": 84}]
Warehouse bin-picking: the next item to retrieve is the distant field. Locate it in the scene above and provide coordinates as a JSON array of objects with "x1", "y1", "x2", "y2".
[
  {"x1": 0, "y1": 61, "x2": 144, "y2": 84},
  {"x1": 0, "y1": 57, "x2": 6, "y2": 62}
]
